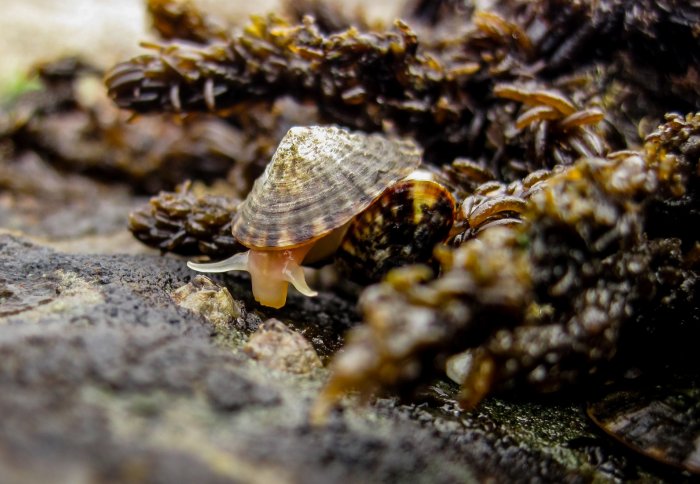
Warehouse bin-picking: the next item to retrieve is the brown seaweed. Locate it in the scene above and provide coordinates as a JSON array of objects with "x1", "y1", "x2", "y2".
[
  {"x1": 1, "y1": 58, "x2": 254, "y2": 193},
  {"x1": 146, "y1": 0, "x2": 229, "y2": 44},
  {"x1": 128, "y1": 181, "x2": 244, "y2": 256},
  {"x1": 315, "y1": 114, "x2": 699, "y2": 413},
  {"x1": 106, "y1": 1, "x2": 700, "y2": 177},
  {"x1": 104, "y1": 13, "x2": 533, "y2": 168}
]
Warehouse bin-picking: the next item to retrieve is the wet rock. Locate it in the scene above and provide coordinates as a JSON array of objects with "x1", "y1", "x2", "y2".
[
  {"x1": 0, "y1": 232, "x2": 687, "y2": 482},
  {"x1": 205, "y1": 367, "x2": 281, "y2": 411},
  {"x1": 0, "y1": 152, "x2": 141, "y2": 241}
]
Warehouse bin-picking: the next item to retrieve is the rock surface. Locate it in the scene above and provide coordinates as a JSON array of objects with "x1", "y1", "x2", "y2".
[{"x1": 0, "y1": 232, "x2": 689, "y2": 483}]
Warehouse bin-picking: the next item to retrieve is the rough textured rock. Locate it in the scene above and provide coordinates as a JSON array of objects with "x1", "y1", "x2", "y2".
[{"x1": 0, "y1": 233, "x2": 688, "y2": 482}]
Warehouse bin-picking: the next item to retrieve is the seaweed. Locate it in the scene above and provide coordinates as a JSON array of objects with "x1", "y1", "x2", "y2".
[
  {"x1": 104, "y1": 13, "x2": 532, "y2": 169},
  {"x1": 146, "y1": 0, "x2": 229, "y2": 44},
  {"x1": 106, "y1": 1, "x2": 700, "y2": 178},
  {"x1": 128, "y1": 181, "x2": 244, "y2": 256},
  {"x1": 316, "y1": 115, "x2": 699, "y2": 412},
  {"x1": 1, "y1": 57, "x2": 255, "y2": 193}
]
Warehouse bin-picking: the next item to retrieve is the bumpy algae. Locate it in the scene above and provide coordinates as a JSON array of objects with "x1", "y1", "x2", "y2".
[{"x1": 317, "y1": 115, "x2": 699, "y2": 414}]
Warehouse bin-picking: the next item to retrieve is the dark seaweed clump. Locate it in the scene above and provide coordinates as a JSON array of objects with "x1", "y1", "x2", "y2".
[
  {"x1": 107, "y1": 0, "x2": 700, "y2": 180},
  {"x1": 129, "y1": 181, "x2": 243, "y2": 256},
  {"x1": 146, "y1": 0, "x2": 229, "y2": 44},
  {"x1": 0, "y1": 57, "x2": 258, "y2": 194},
  {"x1": 317, "y1": 114, "x2": 699, "y2": 412},
  {"x1": 106, "y1": 6, "x2": 609, "y2": 178}
]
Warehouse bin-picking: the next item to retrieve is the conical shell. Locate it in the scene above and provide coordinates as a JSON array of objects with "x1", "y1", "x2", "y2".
[{"x1": 233, "y1": 126, "x2": 422, "y2": 249}]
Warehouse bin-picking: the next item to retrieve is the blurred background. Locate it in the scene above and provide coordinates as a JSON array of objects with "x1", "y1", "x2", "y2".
[{"x1": 0, "y1": 0, "x2": 401, "y2": 90}]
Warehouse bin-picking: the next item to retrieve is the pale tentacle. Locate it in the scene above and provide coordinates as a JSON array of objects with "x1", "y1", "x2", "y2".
[
  {"x1": 283, "y1": 263, "x2": 318, "y2": 297},
  {"x1": 187, "y1": 251, "x2": 250, "y2": 273}
]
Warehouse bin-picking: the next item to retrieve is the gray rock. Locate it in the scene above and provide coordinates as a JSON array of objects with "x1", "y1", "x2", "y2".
[{"x1": 0, "y1": 234, "x2": 678, "y2": 482}]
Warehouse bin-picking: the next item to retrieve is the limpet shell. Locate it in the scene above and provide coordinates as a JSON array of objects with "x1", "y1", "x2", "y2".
[
  {"x1": 232, "y1": 126, "x2": 422, "y2": 249},
  {"x1": 588, "y1": 377, "x2": 700, "y2": 475}
]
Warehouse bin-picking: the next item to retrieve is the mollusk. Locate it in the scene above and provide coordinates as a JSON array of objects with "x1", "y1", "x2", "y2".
[{"x1": 189, "y1": 126, "x2": 456, "y2": 308}]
